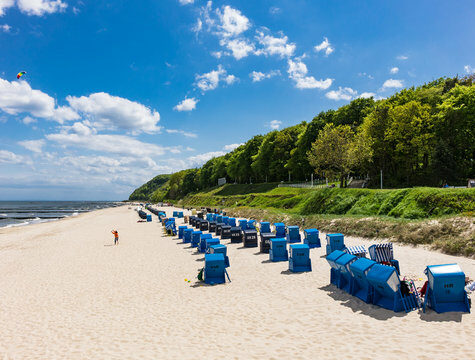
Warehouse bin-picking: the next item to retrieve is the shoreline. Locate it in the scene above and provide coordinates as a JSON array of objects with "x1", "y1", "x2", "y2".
[{"x1": 0, "y1": 205, "x2": 473, "y2": 359}]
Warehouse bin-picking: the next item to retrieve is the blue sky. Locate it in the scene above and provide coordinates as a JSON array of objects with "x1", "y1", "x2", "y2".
[{"x1": 0, "y1": 0, "x2": 474, "y2": 200}]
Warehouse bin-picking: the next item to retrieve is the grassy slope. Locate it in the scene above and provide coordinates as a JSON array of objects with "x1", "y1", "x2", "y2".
[{"x1": 176, "y1": 184, "x2": 475, "y2": 256}]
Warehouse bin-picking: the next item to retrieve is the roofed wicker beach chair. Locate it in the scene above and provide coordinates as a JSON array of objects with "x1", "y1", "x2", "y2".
[
  {"x1": 198, "y1": 233, "x2": 212, "y2": 253},
  {"x1": 349, "y1": 258, "x2": 377, "y2": 303},
  {"x1": 368, "y1": 243, "x2": 400, "y2": 274},
  {"x1": 345, "y1": 245, "x2": 367, "y2": 258}
]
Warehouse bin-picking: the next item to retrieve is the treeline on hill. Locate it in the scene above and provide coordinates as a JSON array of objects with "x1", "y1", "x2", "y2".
[
  {"x1": 129, "y1": 174, "x2": 171, "y2": 201},
  {"x1": 130, "y1": 76, "x2": 475, "y2": 202}
]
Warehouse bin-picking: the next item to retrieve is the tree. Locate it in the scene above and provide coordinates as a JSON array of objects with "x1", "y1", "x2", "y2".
[{"x1": 308, "y1": 123, "x2": 355, "y2": 187}]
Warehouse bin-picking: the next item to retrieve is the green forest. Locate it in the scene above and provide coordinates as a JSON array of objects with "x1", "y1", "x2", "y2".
[{"x1": 130, "y1": 76, "x2": 475, "y2": 202}]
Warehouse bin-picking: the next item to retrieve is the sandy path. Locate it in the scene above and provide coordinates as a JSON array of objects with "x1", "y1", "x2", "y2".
[{"x1": 0, "y1": 206, "x2": 473, "y2": 359}]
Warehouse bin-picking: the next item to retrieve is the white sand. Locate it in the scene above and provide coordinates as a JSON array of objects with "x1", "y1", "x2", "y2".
[{"x1": 0, "y1": 205, "x2": 473, "y2": 359}]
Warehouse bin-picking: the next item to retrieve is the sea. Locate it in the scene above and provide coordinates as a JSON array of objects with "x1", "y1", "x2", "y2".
[{"x1": 0, "y1": 201, "x2": 119, "y2": 228}]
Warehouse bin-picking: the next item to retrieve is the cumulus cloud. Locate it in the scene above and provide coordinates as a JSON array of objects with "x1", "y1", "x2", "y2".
[
  {"x1": 464, "y1": 65, "x2": 474, "y2": 74},
  {"x1": 249, "y1": 70, "x2": 281, "y2": 82},
  {"x1": 216, "y1": 5, "x2": 250, "y2": 37},
  {"x1": 178, "y1": 0, "x2": 194, "y2": 5},
  {"x1": 16, "y1": 0, "x2": 67, "y2": 16},
  {"x1": 287, "y1": 59, "x2": 333, "y2": 90},
  {"x1": 255, "y1": 30, "x2": 296, "y2": 58},
  {"x1": 390, "y1": 67, "x2": 399, "y2": 74},
  {"x1": 165, "y1": 129, "x2": 198, "y2": 138},
  {"x1": 188, "y1": 151, "x2": 226, "y2": 166},
  {"x1": 219, "y1": 37, "x2": 255, "y2": 60},
  {"x1": 18, "y1": 139, "x2": 45, "y2": 153},
  {"x1": 0, "y1": 0, "x2": 15, "y2": 16},
  {"x1": 358, "y1": 92, "x2": 376, "y2": 99},
  {"x1": 382, "y1": 79, "x2": 403, "y2": 89},
  {"x1": 22, "y1": 116, "x2": 37, "y2": 125},
  {"x1": 195, "y1": 65, "x2": 237, "y2": 91},
  {"x1": 1, "y1": 24, "x2": 11, "y2": 32},
  {"x1": 0, "y1": 149, "x2": 27, "y2": 164},
  {"x1": 325, "y1": 87, "x2": 357, "y2": 101},
  {"x1": 223, "y1": 143, "x2": 244, "y2": 151},
  {"x1": 66, "y1": 92, "x2": 160, "y2": 133},
  {"x1": 269, "y1": 120, "x2": 282, "y2": 130},
  {"x1": 314, "y1": 37, "x2": 334, "y2": 56},
  {"x1": 174, "y1": 97, "x2": 198, "y2": 112}
]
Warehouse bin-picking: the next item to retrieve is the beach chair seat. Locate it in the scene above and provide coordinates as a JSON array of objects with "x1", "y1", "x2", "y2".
[
  {"x1": 345, "y1": 245, "x2": 367, "y2": 258},
  {"x1": 209, "y1": 244, "x2": 230, "y2": 267},
  {"x1": 286, "y1": 226, "x2": 301, "y2": 243},
  {"x1": 289, "y1": 244, "x2": 311, "y2": 272},
  {"x1": 335, "y1": 253, "x2": 358, "y2": 292},
  {"x1": 325, "y1": 233, "x2": 345, "y2": 255},
  {"x1": 183, "y1": 228, "x2": 193, "y2": 244},
  {"x1": 220, "y1": 225, "x2": 231, "y2": 239},
  {"x1": 260, "y1": 233, "x2": 276, "y2": 253},
  {"x1": 349, "y1": 258, "x2": 377, "y2": 303},
  {"x1": 242, "y1": 230, "x2": 258, "y2": 247},
  {"x1": 326, "y1": 250, "x2": 346, "y2": 286},
  {"x1": 269, "y1": 238, "x2": 288, "y2": 262},
  {"x1": 178, "y1": 226, "x2": 187, "y2": 240},
  {"x1": 191, "y1": 231, "x2": 202, "y2": 248},
  {"x1": 366, "y1": 264, "x2": 419, "y2": 312},
  {"x1": 230, "y1": 227, "x2": 242, "y2": 243},
  {"x1": 423, "y1": 264, "x2": 470, "y2": 313},
  {"x1": 198, "y1": 234, "x2": 212, "y2": 253},
  {"x1": 274, "y1": 223, "x2": 286, "y2": 238},
  {"x1": 368, "y1": 243, "x2": 400, "y2": 274},
  {"x1": 303, "y1": 229, "x2": 320, "y2": 248},
  {"x1": 203, "y1": 253, "x2": 230, "y2": 285}
]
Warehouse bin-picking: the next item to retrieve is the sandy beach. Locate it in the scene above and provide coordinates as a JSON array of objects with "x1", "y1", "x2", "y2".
[{"x1": 0, "y1": 205, "x2": 473, "y2": 360}]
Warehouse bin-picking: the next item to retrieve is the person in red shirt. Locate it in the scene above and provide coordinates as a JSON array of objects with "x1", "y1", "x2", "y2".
[{"x1": 111, "y1": 230, "x2": 119, "y2": 245}]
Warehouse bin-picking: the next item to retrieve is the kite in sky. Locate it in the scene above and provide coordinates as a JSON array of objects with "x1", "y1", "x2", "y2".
[{"x1": 17, "y1": 71, "x2": 26, "y2": 79}]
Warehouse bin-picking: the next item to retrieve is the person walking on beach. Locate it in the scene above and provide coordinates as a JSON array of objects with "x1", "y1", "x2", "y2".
[{"x1": 111, "y1": 229, "x2": 119, "y2": 245}]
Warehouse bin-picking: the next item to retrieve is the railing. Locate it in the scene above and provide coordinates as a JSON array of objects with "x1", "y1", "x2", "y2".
[{"x1": 278, "y1": 181, "x2": 340, "y2": 189}]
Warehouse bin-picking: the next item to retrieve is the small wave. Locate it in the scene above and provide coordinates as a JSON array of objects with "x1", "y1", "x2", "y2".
[{"x1": 71, "y1": 212, "x2": 79, "y2": 216}]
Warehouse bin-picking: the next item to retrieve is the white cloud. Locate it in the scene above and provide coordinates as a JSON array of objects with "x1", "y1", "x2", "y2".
[
  {"x1": 211, "y1": 51, "x2": 223, "y2": 59},
  {"x1": 287, "y1": 59, "x2": 333, "y2": 90},
  {"x1": 16, "y1": 0, "x2": 67, "y2": 16},
  {"x1": 18, "y1": 139, "x2": 45, "y2": 153},
  {"x1": 0, "y1": 150, "x2": 27, "y2": 164},
  {"x1": 382, "y1": 78, "x2": 403, "y2": 89},
  {"x1": 390, "y1": 67, "x2": 399, "y2": 74},
  {"x1": 325, "y1": 87, "x2": 357, "y2": 101},
  {"x1": 220, "y1": 38, "x2": 255, "y2": 60},
  {"x1": 269, "y1": 120, "x2": 282, "y2": 130},
  {"x1": 0, "y1": 0, "x2": 15, "y2": 16},
  {"x1": 358, "y1": 92, "x2": 376, "y2": 99},
  {"x1": 358, "y1": 72, "x2": 374, "y2": 80},
  {"x1": 464, "y1": 65, "x2": 474, "y2": 74},
  {"x1": 397, "y1": 55, "x2": 408, "y2": 60},
  {"x1": 269, "y1": 6, "x2": 280, "y2": 14},
  {"x1": 166, "y1": 129, "x2": 197, "y2": 138},
  {"x1": 1, "y1": 24, "x2": 11, "y2": 32},
  {"x1": 249, "y1": 70, "x2": 280, "y2": 82},
  {"x1": 66, "y1": 92, "x2": 160, "y2": 133},
  {"x1": 195, "y1": 65, "x2": 237, "y2": 91},
  {"x1": 216, "y1": 5, "x2": 250, "y2": 37},
  {"x1": 174, "y1": 97, "x2": 198, "y2": 112},
  {"x1": 314, "y1": 37, "x2": 334, "y2": 56},
  {"x1": 188, "y1": 151, "x2": 226, "y2": 166},
  {"x1": 22, "y1": 116, "x2": 37, "y2": 124},
  {"x1": 192, "y1": 18, "x2": 202, "y2": 33},
  {"x1": 178, "y1": 0, "x2": 194, "y2": 5},
  {"x1": 223, "y1": 143, "x2": 244, "y2": 151},
  {"x1": 255, "y1": 30, "x2": 296, "y2": 58}
]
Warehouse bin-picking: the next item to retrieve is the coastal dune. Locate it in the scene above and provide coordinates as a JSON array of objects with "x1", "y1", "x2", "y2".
[{"x1": 0, "y1": 206, "x2": 473, "y2": 359}]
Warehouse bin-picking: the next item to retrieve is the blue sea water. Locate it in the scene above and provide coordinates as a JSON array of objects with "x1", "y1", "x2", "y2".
[{"x1": 0, "y1": 201, "x2": 119, "y2": 228}]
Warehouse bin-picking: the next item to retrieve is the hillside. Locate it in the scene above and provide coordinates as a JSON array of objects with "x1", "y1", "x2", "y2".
[{"x1": 128, "y1": 174, "x2": 171, "y2": 201}]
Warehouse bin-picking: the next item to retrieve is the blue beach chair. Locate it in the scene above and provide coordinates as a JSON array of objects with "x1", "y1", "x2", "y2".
[
  {"x1": 368, "y1": 243, "x2": 400, "y2": 274},
  {"x1": 247, "y1": 220, "x2": 256, "y2": 230},
  {"x1": 303, "y1": 229, "x2": 320, "y2": 248},
  {"x1": 209, "y1": 244, "x2": 230, "y2": 267},
  {"x1": 146, "y1": 214, "x2": 152, "y2": 222},
  {"x1": 260, "y1": 222, "x2": 271, "y2": 233},
  {"x1": 289, "y1": 244, "x2": 311, "y2": 272},
  {"x1": 191, "y1": 231, "x2": 202, "y2": 248},
  {"x1": 423, "y1": 264, "x2": 470, "y2": 313},
  {"x1": 198, "y1": 234, "x2": 212, "y2": 253},
  {"x1": 205, "y1": 238, "x2": 220, "y2": 253},
  {"x1": 239, "y1": 219, "x2": 248, "y2": 231},
  {"x1": 349, "y1": 258, "x2": 377, "y2": 303},
  {"x1": 203, "y1": 253, "x2": 230, "y2": 285},
  {"x1": 178, "y1": 225, "x2": 187, "y2": 240},
  {"x1": 183, "y1": 228, "x2": 193, "y2": 244},
  {"x1": 228, "y1": 217, "x2": 236, "y2": 227},
  {"x1": 274, "y1": 223, "x2": 286, "y2": 238},
  {"x1": 366, "y1": 264, "x2": 419, "y2": 312},
  {"x1": 326, "y1": 250, "x2": 346, "y2": 286},
  {"x1": 325, "y1": 233, "x2": 345, "y2": 255},
  {"x1": 335, "y1": 253, "x2": 358, "y2": 293},
  {"x1": 286, "y1": 226, "x2": 301, "y2": 243},
  {"x1": 269, "y1": 238, "x2": 288, "y2": 262}
]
